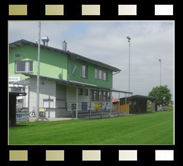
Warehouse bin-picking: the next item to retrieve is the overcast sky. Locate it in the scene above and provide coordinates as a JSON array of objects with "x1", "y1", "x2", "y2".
[{"x1": 9, "y1": 21, "x2": 174, "y2": 99}]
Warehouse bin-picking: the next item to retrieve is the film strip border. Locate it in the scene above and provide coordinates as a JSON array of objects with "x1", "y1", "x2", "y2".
[
  {"x1": 8, "y1": 4, "x2": 174, "y2": 16},
  {"x1": 8, "y1": 149, "x2": 176, "y2": 162}
]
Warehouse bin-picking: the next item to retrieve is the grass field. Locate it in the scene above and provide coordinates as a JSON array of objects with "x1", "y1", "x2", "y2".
[{"x1": 9, "y1": 109, "x2": 173, "y2": 145}]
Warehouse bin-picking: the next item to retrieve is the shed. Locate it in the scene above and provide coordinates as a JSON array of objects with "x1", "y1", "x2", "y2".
[
  {"x1": 9, "y1": 91, "x2": 26, "y2": 126},
  {"x1": 120, "y1": 95, "x2": 154, "y2": 114},
  {"x1": 112, "y1": 98, "x2": 129, "y2": 115}
]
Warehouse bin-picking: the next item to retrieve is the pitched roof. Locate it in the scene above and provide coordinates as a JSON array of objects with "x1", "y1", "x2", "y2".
[{"x1": 9, "y1": 39, "x2": 121, "y2": 72}]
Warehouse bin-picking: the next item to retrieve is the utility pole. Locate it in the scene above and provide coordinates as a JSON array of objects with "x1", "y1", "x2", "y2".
[{"x1": 36, "y1": 22, "x2": 41, "y2": 119}]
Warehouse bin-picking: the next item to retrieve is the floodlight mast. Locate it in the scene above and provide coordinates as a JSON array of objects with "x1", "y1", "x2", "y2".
[
  {"x1": 159, "y1": 59, "x2": 161, "y2": 86},
  {"x1": 126, "y1": 36, "x2": 131, "y2": 94}
]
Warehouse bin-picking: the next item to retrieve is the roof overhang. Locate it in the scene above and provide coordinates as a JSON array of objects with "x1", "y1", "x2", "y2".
[
  {"x1": 10, "y1": 78, "x2": 30, "y2": 86},
  {"x1": 9, "y1": 91, "x2": 27, "y2": 96},
  {"x1": 23, "y1": 73, "x2": 112, "y2": 90},
  {"x1": 111, "y1": 89, "x2": 133, "y2": 94},
  {"x1": 121, "y1": 95, "x2": 154, "y2": 100},
  {"x1": 22, "y1": 74, "x2": 132, "y2": 94},
  {"x1": 9, "y1": 39, "x2": 121, "y2": 72}
]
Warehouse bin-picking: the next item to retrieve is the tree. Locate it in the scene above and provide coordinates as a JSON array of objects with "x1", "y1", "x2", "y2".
[{"x1": 148, "y1": 85, "x2": 172, "y2": 106}]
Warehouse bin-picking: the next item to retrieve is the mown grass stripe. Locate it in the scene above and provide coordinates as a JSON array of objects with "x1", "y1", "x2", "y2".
[{"x1": 9, "y1": 110, "x2": 173, "y2": 145}]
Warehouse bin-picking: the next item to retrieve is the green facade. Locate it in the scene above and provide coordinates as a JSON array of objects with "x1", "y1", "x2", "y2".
[
  {"x1": 9, "y1": 43, "x2": 113, "y2": 89},
  {"x1": 68, "y1": 59, "x2": 113, "y2": 89},
  {"x1": 9, "y1": 44, "x2": 68, "y2": 80}
]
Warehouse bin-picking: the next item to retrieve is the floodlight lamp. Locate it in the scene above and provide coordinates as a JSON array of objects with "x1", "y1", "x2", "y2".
[{"x1": 126, "y1": 36, "x2": 131, "y2": 42}]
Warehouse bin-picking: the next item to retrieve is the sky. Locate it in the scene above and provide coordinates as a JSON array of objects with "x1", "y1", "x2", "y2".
[{"x1": 8, "y1": 21, "x2": 174, "y2": 99}]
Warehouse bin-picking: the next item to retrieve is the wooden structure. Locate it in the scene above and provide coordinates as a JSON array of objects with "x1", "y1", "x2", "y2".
[
  {"x1": 113, "y1": 100, "x2": 129, "y2": 115},
  {"x1": 113, "y1": 95, "x2": 154, "y2": 114}
]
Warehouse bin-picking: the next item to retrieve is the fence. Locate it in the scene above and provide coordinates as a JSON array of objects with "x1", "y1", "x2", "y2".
[{"x1": 71, "y1": 110, "x2": 126, "y2": 119}]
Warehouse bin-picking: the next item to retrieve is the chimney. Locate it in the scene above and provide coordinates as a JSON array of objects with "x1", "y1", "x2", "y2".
[{"x1": 62, "y1": 40, "x2": 67, "y2": 51}]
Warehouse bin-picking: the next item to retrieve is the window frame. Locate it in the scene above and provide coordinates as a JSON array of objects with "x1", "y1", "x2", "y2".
[
  {"x1": 15, "y1": 61, "x2": 26, "y2": 73},
  {"x1": 15, "y1": 61, "x2": 33, "y2": 73},
  {"x1": 78, "y1": 88, "x2": 83, "y2": 95},
  {"x1": 91, "y1": 89, "x2": 99, "y2": 101},
  {"x1": 103, "y1": 71, "x2": 107, "y2": 81},
  {"x1": 95, "y1": 69, "x2": 108, "y2": 81},
  {"x1": 84, "y1": 89, "x2": 88, "y2": 96},
  {"x1": 81, "y1": 64, "x2": 87, "y2": 78},
  {"x1": 95, "y1": 69, "x2": 98, "y2": 79}
]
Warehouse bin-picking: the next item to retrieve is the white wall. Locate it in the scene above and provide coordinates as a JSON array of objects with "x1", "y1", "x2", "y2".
[
  {"x1": 66, "y1": 86, "x2": 76, "y2": 103},
  {"x1": 29, "y1": 77, "x2": 56, "y2": 112},
  {"x1": 56, "y1": 84, "x2": 66, "y2": 100},
  {"x1": 66, "y1": 86, "x2": 91, "y2": 111},
  {"x1": 66, "y1": 86, "x2": 90, "y2": 103}
]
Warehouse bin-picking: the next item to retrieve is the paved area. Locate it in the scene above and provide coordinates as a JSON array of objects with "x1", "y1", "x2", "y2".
[{"x1": 29, "y1": 117, "x2": 73, "y2": 122}]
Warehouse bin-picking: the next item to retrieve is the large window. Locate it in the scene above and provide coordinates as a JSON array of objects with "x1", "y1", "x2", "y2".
[
  {"x1": 81, "y1": 65, "x2": 87, "y2": 78},
  {"x1": 15, "y1": 61, "x2": 33, "y2": 73},
  {"x1": 95, "y1": 69, "x2": 107, "y2": 81},
  {"x1": 91, "y1": 90, "x2": 99, "y2": 101},
  {"x1": 90, "y1": 90, "x2": 110, "y2": 101}
]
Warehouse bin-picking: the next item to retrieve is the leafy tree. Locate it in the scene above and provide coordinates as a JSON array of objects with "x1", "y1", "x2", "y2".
[{"x1": 148, "y1": 85, "x2": 172, "y2": 106}]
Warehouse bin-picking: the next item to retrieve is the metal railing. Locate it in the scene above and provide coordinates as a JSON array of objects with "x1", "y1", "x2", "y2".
[{"x1": 71, "y1": 110, "x2": 125, "y2": 119}]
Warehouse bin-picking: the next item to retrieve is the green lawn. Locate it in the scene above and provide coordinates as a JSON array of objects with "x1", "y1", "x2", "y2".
[{"x1": 9, "y1": 110, "x2": 173, "y2": 145}]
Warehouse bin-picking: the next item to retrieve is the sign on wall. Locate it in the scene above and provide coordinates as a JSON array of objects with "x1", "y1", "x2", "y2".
[
  {"x1": 102, "y1": 102, "x2": 109, "y2": 111},
  {"x1": 72, "y1": 62, "x2": 77, "y2": 76},
  {"x1": 82, "y1": 102, "x2": 88, "y2": 111},
  {"x1": 9, "y1": 77, "x2": 20, "y2": 82},
  {"x1": 94, "y1": 103, "x2": 102, "y2": 111},
  {"x1": 16, "y1": 112, "x2": 29, "y2": 122}
]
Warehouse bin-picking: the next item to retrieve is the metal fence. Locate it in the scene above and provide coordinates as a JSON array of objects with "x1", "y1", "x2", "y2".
[{"x1": 71, "y1": 110, "x2": 126, "y2": 119}]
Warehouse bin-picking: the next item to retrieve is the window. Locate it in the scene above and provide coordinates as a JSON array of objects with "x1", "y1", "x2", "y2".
[
  {"x1": 98, "y1": 70, "x2": 102, "y2": 79},
  {"x1": 103, "y1": 72, "x2": 107, "y2": 81},
  {"x1": 91, "y1": 90, "x2": 99, "y2": 101},
  {"x1": 107, "y1": 92, "x2": 110, "y2": 101},
  {"x1": 78, "y1": 88, "x2": 83, "y2": 95},
  {"x1": 81, "y1": 65, "x2": 87, "y2": 78},
  {"x1": 95, "y1": 69, "x2": 107, "y2": 81},
  {"x1": 16, "y1": 61, "x2": 26, "y2": 72},
  {"x1": 43, "y1": 99, "x2": 54, "y2": 108},
  {"x1": 90, "y1": 90, "x2": 110, "y2": 101},
  {"x1": 102, "y1": 91, "x2": 107, "y2": 101},
  {"x1": 15, "y1": 61, "x2": 33, "y2": 73},
  {"x1": 95, "y1": 69, "x2": 98, "y2": 79},
  {"x1": 84, "y1": 89, "x2": 88, "y2": 96},
  {"x1": 94, "y1": 90, "x2": 99, "y2": 101},
  {"x1": 15, "y1": 54, "x2": 21, "y2": 58},
  {"x1": 29, "y1": 61, "x2": 33, "y2": 72}
]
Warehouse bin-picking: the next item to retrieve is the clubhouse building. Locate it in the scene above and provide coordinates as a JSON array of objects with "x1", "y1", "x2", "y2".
[{"x1": 9, "y1": 39, "x2": 132, "y2": 119}]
